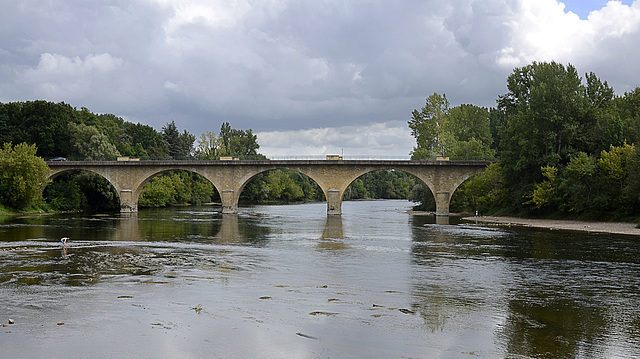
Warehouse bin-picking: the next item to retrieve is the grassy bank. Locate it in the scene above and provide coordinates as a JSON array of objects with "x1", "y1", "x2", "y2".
[{"x1": 0, "y1": 203, "x2": 56, "y2": 216}]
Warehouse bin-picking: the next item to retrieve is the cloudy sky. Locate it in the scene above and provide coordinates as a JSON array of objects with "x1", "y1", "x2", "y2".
[{"x1": 1, "y1": 0, "x2": 639, "y2": 158}]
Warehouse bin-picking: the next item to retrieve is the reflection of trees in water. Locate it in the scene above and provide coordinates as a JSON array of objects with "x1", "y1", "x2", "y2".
[
  {"x1": 408, "y1": 214, "x2": 474, "y2": 332},
  {"x1": 4, "y1": 209, "x2": 275, "y2": 285},
  {"x1": 496, "y1": 230, "x2": 640, "y2": 356},
  {"x1": 133, "y1": 209, "x2": 269, "y2": 245},
  {"x1": 499, "y1": 299, "x2": 608, "y2": 358},
  {"x1": 408, "y1": 217, "x2": 640, "y2": 358}
]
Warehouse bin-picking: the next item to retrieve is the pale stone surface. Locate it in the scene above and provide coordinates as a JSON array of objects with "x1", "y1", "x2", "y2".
[
  {"x1": 463, "y1": 216, "x2": 640, "y2": 236},
  {"x1": 48, "y1": 160, "x2": 490, "y2": 215}
]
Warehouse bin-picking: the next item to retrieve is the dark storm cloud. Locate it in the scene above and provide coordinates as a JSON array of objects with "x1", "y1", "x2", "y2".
[{"x1": 1, "y1": 0, "x2": 639, "y2": 156}]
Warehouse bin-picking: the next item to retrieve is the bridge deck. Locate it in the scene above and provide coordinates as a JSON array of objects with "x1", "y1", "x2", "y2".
[
  {"x1": 47, "y1": 159, "x2": 492, "y2": 166},
  {"x1": 45, "y1": 159, "x2": 492, "y2": 215}
]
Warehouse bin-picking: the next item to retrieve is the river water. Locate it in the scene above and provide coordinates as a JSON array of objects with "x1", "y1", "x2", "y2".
[{"x1": 1, "y1": 200, "x2": 639, "y2": 358}]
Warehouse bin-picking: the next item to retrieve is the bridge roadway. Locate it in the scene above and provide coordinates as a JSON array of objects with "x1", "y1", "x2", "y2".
[{"x1": 46, "y1": 160, "x2": 491, "y2": 216}]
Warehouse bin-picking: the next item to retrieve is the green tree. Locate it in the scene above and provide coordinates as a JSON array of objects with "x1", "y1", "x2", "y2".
[
  {"x1": 409, "y1": 183, "x2": 435, "y2": 211},
  {"x1": 139, "y1": 175, "x2": 177, "y2": 207},
  {"x1": 409, "y1": 94, "x2": 495, "y2": 160},
  {"x1": 619, "y1": 88, "x2": 640, "y2": 145},
  {"x1": 583, "y1": 72, "x2": 625, "y2": 154},
  {"x1": 344, "y1": 178, "x2": 368, "y2": 200},
  {"x1": 488, "y1": 108, "x2": 507, "y2": 153},
  {"x1": 448, "y1": 104, "x2": 495, "y2": 159},
  {"x1": 525, "y1": 166, "x2": 559, "y2": 210},
  {"x1": 0, "y1": 142, "x2": 51, "y2": 209},
  {"x1": 68, "y1": 122, "x2": 121, "y2": 160},
  {"x1": 498, "y1": 61, "x2": 590, "y2": 208},
  {"x1": 123, "y1": 122, "x2": 168, "y2": 158},
  {"x1": 624, "y1": 146, "x2": 640, "y2": 209},
  {"x1": 409, "y1": 92, "x2": 452, "y2": 159},
  {"x1": 453, "y1": 163, "x2": 507, "y2": 213},
  {"x1": 559, "y1": 152, "x2": 605, "y2": 214},
  {"x1": 266, "y1": 170, "x2": 304, "y2": 202},
  {"x1": 163, "y1": 121, "x2": 195, "y2": 159},
  {"x1": 598, "y1": 142, "x2": 635, "y2": 209},
  {"x1": 0, "y1": 102, "x2": 24, "y2": 148},
  {"x1": 138, "y1": 171, "x2": 218, "y2": 207},
  {"x1": 195, "y1": 131, "x2": 222, "y2": 160},
  {"x1": 0, "y1": 101, "x2": 75, "y2": 158},
  {"x1": 45, "y1": 178, "x2": 87, "y2": 211},
  {"x1": 218, "y1": 122, "x2": 263, "y2": 159}
]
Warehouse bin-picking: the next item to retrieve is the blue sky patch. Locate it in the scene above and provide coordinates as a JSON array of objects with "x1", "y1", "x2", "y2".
[{"x1": 561, "y1": 0, "x2": 634, "y2": 19}]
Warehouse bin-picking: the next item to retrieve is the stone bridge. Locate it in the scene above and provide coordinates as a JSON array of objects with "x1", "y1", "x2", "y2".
[{"x1": 46, "y1": 160, "x2": 491, "y2": 216}]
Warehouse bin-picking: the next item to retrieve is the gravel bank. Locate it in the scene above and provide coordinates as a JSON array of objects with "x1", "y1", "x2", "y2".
[{"x1": 461, "y1": 216, "x2": 640, "y2": 236}]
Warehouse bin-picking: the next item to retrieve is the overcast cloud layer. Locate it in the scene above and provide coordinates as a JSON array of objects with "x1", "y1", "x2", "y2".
[{"x1": 1, "y1": 0, "x2": 639, "y2": 158}]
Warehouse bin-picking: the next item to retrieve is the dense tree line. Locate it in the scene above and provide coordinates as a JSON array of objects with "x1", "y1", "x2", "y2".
[
  {"x1": 0, "y1": 101, "x2": 414, "y2": 211},
  {"x1": 410, "y1": 61, "x2": 640, "y2": 221},
  {"x1": 7, "y1": 60, "x2": 634, "y2": 219}
]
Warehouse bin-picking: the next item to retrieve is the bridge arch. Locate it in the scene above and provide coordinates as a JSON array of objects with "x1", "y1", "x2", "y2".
[
  {"x1": 133, "y1": 168, "x2": 222, "y2": 209},
  {"x1": 342, "y1": 168, "x2": 431, "y2": 202},
  {"x1": 49, "y1": 167, "x2": 113, "y2": 186},
  {"x1": 46, "y1": 160, "x2": 491, "y2": 216},
  {"x1": 47, "y1": 168, "x2": 120, "y2": 210},
  {"x1": 235, "y1": 168, "x2": 326, "y2": 204}
]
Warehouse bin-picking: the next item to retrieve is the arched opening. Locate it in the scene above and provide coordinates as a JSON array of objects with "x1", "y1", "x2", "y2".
[
  {"x1": 137, "y1": 170, "x2": 221, "y2": 209},
  {"x1": 449, "y1": 170, "x2": 495, "y2": 215},
  {"x1": 344, "y1": 169, "x2": 434, "y2": 210},
  {"x1": 239, "y1": 169, "x2": 325, "y2": 206},
  {"x1": 45, "y1": 170, "x2": 119, "y2": 212}
]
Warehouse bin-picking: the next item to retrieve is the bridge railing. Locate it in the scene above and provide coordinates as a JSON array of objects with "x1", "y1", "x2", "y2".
[{"x1": 46, "y1": 155, "x2": 497, "y2": 162}]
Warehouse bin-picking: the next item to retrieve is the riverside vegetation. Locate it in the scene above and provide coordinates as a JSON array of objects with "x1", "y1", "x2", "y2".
[{"x1": 1, "y1": 61, "x2": 640, "y2": 223}]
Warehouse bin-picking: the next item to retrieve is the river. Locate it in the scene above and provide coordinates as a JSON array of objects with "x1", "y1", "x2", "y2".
[{"x1": 1, "y1": 200, "x2": 639, "y2": 358}]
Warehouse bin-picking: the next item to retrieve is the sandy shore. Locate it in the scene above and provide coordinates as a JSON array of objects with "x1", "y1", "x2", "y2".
[{"x1": 461, "y1": 216, "x2": 640, "y2": 236}]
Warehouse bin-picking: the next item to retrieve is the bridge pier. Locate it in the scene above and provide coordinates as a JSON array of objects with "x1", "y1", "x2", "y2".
[
  {"x1": 119, "y1": 189, "x2": 138, "y2": 213},
  {"x1": 326, "y1": 189, "x2": 342, "y2": 215},
  {"x1": 221, "y1": 189, "x2": 239, "y2": 214},
  {"x1": 46, "y1": 160, "x2": 491, "y2": 217},
  {"x1": 435, "y1": 191, "x2": 450, "y2": 217}
]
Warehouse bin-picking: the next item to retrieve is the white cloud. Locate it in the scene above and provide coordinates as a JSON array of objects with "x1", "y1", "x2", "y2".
[
  {"x1": 257, "y1": 121, "x2": 414, "y2": 158},
  {"x1": 489, "y1": 0, "x2": 640, "y2": 68},
  {"x1": 1, "y1": 0, "x2": 640, "y2": 157},
  {"x1": 20, "y1": 53, "x2": 124, "y2": 100}
]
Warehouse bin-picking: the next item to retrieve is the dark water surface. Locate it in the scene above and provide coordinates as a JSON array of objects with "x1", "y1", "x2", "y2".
[{"x1": 1, "y1": 200, "x2": 640, "y2": 358}]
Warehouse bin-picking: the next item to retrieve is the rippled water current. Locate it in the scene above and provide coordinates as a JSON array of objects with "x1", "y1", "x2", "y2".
[{"x1": 1, "y1": 200, "x2": 640, "y2": 358}]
